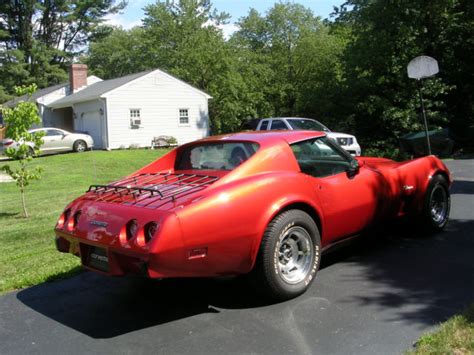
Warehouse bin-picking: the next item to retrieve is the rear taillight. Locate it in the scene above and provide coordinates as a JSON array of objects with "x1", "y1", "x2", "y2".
[
  {"x1": 3, "y1": 140, "x2": 14, "y2": 146},
  {"x1": 74, "y1": 211, "x2": 81, "y2": 228},
  {"x1": 119, "y1": 220, "x2": 138, "y2": 245},
  {"x1": 56, "y1": 209, "x2": 70, "y2": 229},
  {"x1": 144, "y1": 222, "x2": 158, "y2": 244},
  {"x1": 126, "y1": 219, "x2": 138, "y2": 241},
  {"x1": 119, "y1": 220, "x2": 158, "y2": 246},
  {"x1": 56, "y1": 214, "x2": 65, "y2": 228},
  {"x1": 136, "y1": 221, "x2": 159, "y2": 246},
  {"x1": 67, "y1": 211, "x2": 81, "y2": 231}
]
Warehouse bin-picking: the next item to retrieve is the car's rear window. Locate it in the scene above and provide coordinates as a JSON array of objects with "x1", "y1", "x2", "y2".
[{"x1": 175, "y1": 142, "x2": 259, "y2": 171}]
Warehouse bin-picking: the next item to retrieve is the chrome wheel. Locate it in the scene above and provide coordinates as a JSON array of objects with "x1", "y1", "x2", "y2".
[
  {"x1": 277, "y1": 226, "x2": 314, "y2": 284},
  {"x1": 257, "y1": 209, "x2": 321, "y2": 300},
  {"x1": 75, "y1": 141, "x2": 86, "y2": 152},
  {"x1": 430, "y1": 184, "x2": 448, "y2": 224}
]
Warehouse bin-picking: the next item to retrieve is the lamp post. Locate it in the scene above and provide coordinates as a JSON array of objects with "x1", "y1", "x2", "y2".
[{"x1": 407, "y1": 55, "x2": 439, "y2": 156}]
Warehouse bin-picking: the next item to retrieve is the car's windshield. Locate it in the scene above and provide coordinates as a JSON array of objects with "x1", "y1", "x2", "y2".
[
  {"x1": 287, "y1": 119, "x2": 329, "y2": 132},
  {"x1": 175, "y1": 142, "x2": 259, "y2": 171}
]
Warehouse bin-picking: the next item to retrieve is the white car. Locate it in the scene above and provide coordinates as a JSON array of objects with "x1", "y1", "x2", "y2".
[
  {"x1": 244, "y1": 117, "x2": 362, "y2": 156},
  {"x1": 0, "y1": 128, "x2": 94, "y2": 156}
]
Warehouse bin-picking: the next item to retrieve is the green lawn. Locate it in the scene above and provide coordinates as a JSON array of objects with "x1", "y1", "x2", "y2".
[
  {"x1": 409, "y1": 304, "x2": 474, "y2": 354},
  {"x1": 0, "y1": 149, "x2": 168, "y2": 293}
]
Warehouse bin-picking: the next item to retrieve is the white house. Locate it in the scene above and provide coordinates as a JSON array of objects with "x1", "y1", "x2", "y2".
[{"x1": 4, "y1": 65, "x2": 212, "y2": 149}]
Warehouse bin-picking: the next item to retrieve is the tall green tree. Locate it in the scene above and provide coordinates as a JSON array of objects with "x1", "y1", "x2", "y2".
[
  {"x1": 84, "y1": 27, "x2": 149, "y2": 79},
  {"x1": 333, "y1": 0, "x2": 472, "y2": 151},
  {"x1": 293, "y1": 25, "x2": 349, "y2": 130},
  {"x1": 142, "y1": 0, "x2": 229, "y2": 86},
  {"x1": 230, "y1": 2, "x2": 348, "y2": 128}
]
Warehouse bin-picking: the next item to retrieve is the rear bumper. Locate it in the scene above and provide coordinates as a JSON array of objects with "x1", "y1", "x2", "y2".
[{"x1": 55, "y1": 235, "x2": 154, "y2": 278}]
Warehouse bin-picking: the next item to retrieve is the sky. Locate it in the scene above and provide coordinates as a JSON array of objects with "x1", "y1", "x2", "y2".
[{"x1": 106, "y1": 0, "x2": 345, "y2": 37}]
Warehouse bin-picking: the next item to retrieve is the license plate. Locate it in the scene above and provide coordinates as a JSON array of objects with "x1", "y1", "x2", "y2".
[{"x1": 87, "y1": 246, "x2": 109, "y2": 272}]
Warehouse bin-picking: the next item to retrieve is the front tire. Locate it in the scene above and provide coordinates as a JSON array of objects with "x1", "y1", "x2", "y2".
[
  {"x1": 254, "y1": 210, "x2": 321, "y2": 301},
  {"x1": 27, "y1": 146, "x2": 35, "y2": 157},
  {"x1": 73, "y1": 140, "x2": 87, "y2": 153},
  {"x1": 422, "y1": 174, "x2": 450, "y2": 232}
]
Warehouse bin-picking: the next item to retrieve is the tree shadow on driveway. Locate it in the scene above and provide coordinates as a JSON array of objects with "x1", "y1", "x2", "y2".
[{"x1": 335, "y1": 218, "x2": 474, "y2": 327}]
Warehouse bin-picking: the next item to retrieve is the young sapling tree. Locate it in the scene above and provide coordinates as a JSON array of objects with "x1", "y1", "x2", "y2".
[{"x1": 1, "y1": 84, "x2": 44, "y2": 218}]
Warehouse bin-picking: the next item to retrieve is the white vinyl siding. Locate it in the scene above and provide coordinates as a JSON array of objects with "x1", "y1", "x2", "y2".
[{"x1": 104, "y1": 70, "x2": 209, "y2": 149}]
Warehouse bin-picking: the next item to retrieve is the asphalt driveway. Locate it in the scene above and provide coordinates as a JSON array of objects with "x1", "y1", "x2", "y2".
[{"x1": 0, "y1": 159, "x2": 473, "y2": 355}]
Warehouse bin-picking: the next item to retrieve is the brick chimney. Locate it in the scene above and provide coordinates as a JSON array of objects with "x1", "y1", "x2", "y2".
[{"x1": 69, "y1": 64, "x2": 88, "y2": 93}]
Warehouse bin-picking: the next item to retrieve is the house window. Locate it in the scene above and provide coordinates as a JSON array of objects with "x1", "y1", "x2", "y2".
[
  {"x1": 179, "y1": 109, "x2": 189, "y2": 125},
  {"x1": 130, "y1": 109, "x2": 141, "y2": 128}
]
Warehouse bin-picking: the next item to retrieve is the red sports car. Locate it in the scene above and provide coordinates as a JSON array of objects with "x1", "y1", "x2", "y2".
[{"x1": 55, "y1": 131, "x2": 451, "y2": 300}]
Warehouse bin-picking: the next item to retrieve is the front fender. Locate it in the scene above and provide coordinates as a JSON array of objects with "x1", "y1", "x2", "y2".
[{"x1": 396, "y1": 156, "x2": 452, "y2": 214}]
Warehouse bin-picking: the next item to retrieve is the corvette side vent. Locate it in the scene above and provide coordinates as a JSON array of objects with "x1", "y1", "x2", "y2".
[{"x1": 86, "y1": 173, "x2": 219, "y2": 209}]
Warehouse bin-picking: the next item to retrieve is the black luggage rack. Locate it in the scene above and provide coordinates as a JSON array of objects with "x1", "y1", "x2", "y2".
[{"x1": 86, "y1": 173, "x2": 219, "y2": 208}]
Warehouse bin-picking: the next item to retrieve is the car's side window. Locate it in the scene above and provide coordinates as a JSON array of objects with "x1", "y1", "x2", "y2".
[
  {"x1": 270, "y1": 119, "x2": 288, "y2": 130},
  {"x1": 45, "y1": 129, "x2": 62, "y2": 137},
  {"x1": 260, "y1": 120, "x2": 269, "y2": 130},
  {"x1": 291, "y1": 137, "x2": 352, "y2": 178}
]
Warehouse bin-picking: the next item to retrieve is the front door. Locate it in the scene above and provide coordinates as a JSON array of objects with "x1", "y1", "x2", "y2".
[{"x1": 290, "y1": 137, "x2": 382, "y2": 242}]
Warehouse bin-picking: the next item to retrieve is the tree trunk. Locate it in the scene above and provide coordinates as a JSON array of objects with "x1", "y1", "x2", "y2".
[{"x1": 20, "y1": 187, "x2": 28, "y2": 218}]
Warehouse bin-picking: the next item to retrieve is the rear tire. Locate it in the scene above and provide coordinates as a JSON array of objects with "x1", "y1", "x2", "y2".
[
  {"x1": 421, "y1": 174, "x2": 450, "y2": 232},
  {"x1": 253, "y1": 210, "x2": 321, "y2": 301},
  {"x1": 73, "y1": 140, "x2": 87, "y2": 153}
]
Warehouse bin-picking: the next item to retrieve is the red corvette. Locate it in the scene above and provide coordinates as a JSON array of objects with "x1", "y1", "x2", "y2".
[{"x1": 55, "y1": 131, "x2": 451, "y2": 300}]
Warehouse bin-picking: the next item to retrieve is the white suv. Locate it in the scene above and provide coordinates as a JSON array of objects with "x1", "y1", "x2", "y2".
[{"x1": 244, "y1": 117, "x2": 361, "y2": 156}]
